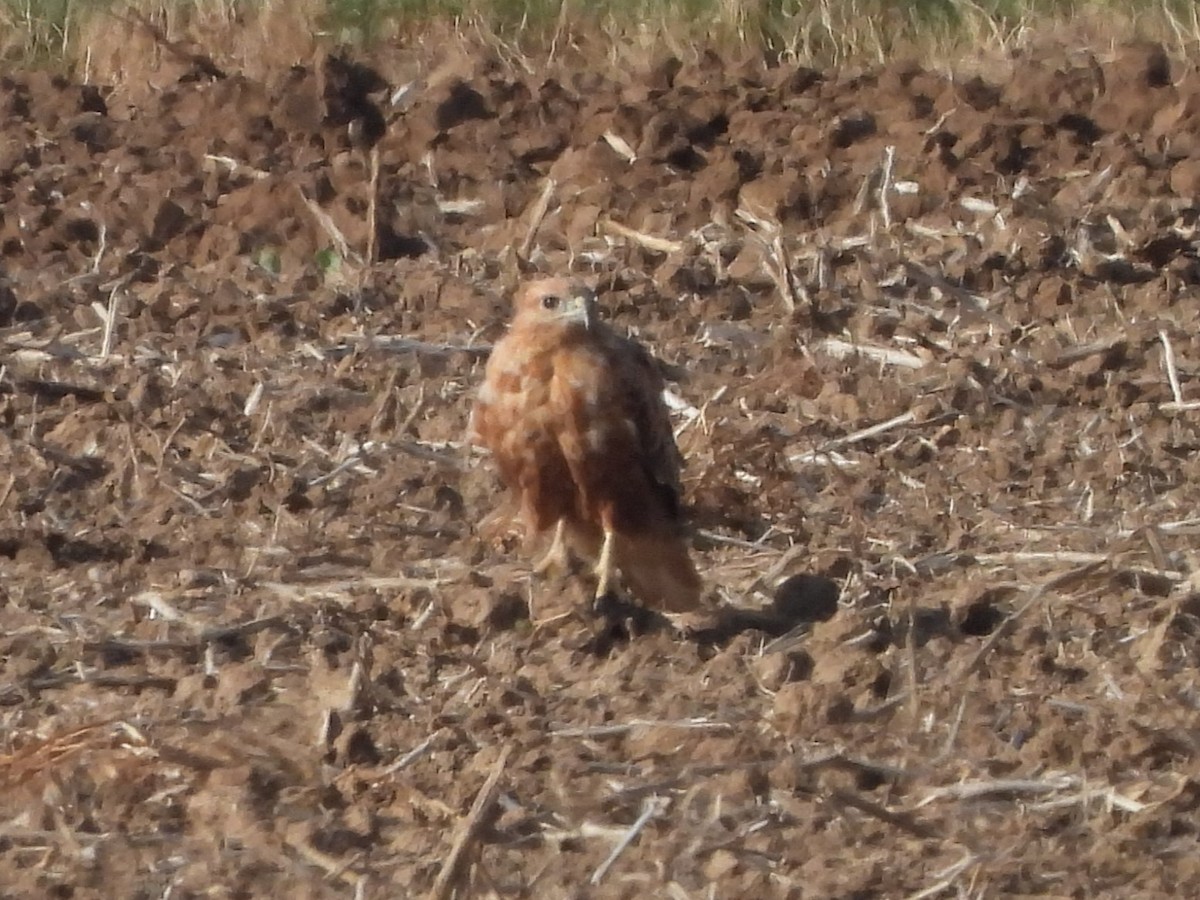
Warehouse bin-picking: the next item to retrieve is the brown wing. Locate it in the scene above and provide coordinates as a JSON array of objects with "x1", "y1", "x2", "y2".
[
  {"x1": 607, "y1": 330, "x2": 686, "y2": 524},
  {"x1": 543, "y1": 322, "x2": 702, "y2": 611},
  {"x1": 603, "y1": 329, "x2": 702, "y2": 610}
]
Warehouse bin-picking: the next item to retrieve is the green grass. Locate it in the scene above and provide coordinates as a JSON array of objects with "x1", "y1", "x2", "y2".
[
  {"x1": 317, "y1": 0, "x2": 1200, "y2": 48},
  {"x1": 1, "y1": 0, "x2": 1197, "y2": 69},
  {"x1": 1, "y1": 0, "x2": 91, "y2": 61}
]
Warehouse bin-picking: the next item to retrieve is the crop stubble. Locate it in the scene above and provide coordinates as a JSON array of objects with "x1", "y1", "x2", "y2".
[{"x1": 2, "y1": 22, "x2": 1200, "y2": 899}]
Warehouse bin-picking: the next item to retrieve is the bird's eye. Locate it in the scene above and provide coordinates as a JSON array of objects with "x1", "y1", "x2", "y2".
[{"x1": 541, "y1": 295, "x2": 559, "y2": 310}]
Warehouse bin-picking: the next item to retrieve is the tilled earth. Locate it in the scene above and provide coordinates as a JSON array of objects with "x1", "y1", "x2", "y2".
[{"x1": 3, "y1": 21, "x2": 1200, "y2": 898}]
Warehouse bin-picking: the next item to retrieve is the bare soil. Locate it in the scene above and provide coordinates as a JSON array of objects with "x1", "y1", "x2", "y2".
[{"x1": 3, "y1": 23, "x2": 1200, "y2": 899}]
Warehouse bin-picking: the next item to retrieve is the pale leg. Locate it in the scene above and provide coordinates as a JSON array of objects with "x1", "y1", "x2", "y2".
[
  {"x1": 594, "y1": 526, "x2": 615, "y2": 600},
  {"x1": 532, "y1": 519, "x2": 568, "y2": 574}
]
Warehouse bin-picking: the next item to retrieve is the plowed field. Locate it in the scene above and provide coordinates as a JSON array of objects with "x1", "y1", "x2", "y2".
[{"x1": 4, "y1": 23, "x2": 1200, "y2": 898}]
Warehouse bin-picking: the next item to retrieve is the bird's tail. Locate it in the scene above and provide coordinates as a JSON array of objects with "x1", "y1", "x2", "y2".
[
  {"x1": 565, "y1": 521, "x2": 703, "y2": 612},
  {"x1": 615, "y1": 532, "x2": 703, "y2": 612}
]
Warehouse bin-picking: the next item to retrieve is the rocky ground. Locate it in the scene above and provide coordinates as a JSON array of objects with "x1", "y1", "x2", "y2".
[{"x1": 3, "y1": 18, "x2": 1200, "y2": 898}]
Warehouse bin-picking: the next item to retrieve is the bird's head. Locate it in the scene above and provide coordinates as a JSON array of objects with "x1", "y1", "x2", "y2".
[{"x1": 512, "y1": 277, "x2": 598, "y2": 332}]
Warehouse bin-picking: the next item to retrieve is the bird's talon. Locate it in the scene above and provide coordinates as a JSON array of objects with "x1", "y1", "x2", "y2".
[
  {"x1": 593, "y1": 526, "x2": 615, "y2": 602},
  {"x1": 593, "y1": 574, "x2": 611, "y2": 600},
  {"x1": 532, "y1": 548, "x2": 567, "y2": 576},
  {"x1": 532, "y1": 520, "x2": 569, "y2": 575}
]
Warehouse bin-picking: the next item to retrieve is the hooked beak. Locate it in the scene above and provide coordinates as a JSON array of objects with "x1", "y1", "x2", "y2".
[{"x1": 558, "y1": 287, "x2": 595, "y2": 330}]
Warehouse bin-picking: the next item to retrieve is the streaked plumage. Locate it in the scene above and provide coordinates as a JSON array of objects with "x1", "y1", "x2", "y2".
[{"x1": 469, "y1": 277, "x2": 702, "y2": 611}]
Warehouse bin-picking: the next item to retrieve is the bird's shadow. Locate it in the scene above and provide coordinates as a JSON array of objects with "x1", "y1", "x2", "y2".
[{"x1": 580, "y1": 573, "x2": 841, "y2": 657}]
